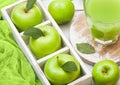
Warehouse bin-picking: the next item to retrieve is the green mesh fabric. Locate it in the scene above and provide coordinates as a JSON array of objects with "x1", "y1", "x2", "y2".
[{"x1": 0, "y1": 20, "x2": 42, "y2": 85}]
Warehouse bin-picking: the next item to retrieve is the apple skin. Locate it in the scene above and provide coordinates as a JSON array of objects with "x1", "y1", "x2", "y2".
[
  {"x1": 48, "y1": 0, "x2": 74, "y2": 25},
  {"x1": 29, "y1": 25, "x2": 61, "y2": 59},
  {"x1": 92, "y1": 60, "x2": 119, "y2": 85},
  {"x1": 44, "y1": 53, "x2": 80, "y2": 85},
  {"x1": 11, "y1": 2, "x2": 42, "y2": 31}
]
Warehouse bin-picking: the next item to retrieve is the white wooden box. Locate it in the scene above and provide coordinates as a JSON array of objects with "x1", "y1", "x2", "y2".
[{"x1": 1, "y1": 0, "x2": 92, "y2": 85}]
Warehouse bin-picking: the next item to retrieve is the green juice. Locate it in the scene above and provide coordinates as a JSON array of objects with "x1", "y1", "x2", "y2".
[{"x1": 84, "y1": 0, "x2": 120, "y2": 43}]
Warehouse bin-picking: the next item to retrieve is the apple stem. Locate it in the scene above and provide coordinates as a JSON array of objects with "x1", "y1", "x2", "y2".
[
  {"x1": 57, "y1": 56, "x2": 62, "y2": 67},
  {"x1": 24, "y1": 8, "x2": 28, "y2": 13},
  {"x1": 42, "y1": 31, "x2": 45, "y2": 37},
  {"x1": 102, "y1": 68, "x2": 109, "y2": 74}
]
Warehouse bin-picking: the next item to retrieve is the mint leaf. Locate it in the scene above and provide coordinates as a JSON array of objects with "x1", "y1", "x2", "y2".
[
  {"x1": 76, "y1": 43, "x2": 95, "y2": 54},
  {"x1": 23, "y1": 27, "x2": 44, "y2": 39},
  {"x1": 61, "y1": 61, "x2": 77, "y2": 72},
  {"x1": 26, "y1": 0, "x2": 36, "y2": 11}
]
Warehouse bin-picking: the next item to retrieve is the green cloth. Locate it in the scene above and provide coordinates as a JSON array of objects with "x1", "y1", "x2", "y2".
[
  {"x1": 0, "y1": 0, "x2": 17, "y2": 19},
  {"x1": 0, "y1": 21, "x2": 42, "y2": 85}
]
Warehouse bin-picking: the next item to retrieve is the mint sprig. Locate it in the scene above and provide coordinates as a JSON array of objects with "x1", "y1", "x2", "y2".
[
  {"x1": 26, "y1": 0, "x2": 36, "y2": 12},
  {"x1": 76, "y1": 43, "x2": 95, "y2": 54},
  {"x1": 23, "y1": 27, "x2": 44, "y2": 39}
]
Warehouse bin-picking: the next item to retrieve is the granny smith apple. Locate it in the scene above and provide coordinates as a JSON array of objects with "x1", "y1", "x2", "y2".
[
  {"x1": 11, "y1": 1, "x2": 42, "y2": 31},
  {"x1": 44, "y1": 53, "x2": 80, "y2": 85},
  {"x1": 29, "y1": 25, "x2": 61, "y2": 58},
  {"x1": 92, "y1": 60, "x2": 119, "y2": 85},
  {"x1": 48, "y1": 0, "x2": 74, "y2": 25}
]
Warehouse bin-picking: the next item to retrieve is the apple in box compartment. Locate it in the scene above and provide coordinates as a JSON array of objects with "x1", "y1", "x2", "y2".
[
  {"x1": 2, "y1": 0, "x2": 48, "y2": 32},
  {"x1": 38, "y1": 48, "x2": 92, "y2": 85},
  {"x1": 23, "y1": 24, "x2": 62, "y2": 59}
]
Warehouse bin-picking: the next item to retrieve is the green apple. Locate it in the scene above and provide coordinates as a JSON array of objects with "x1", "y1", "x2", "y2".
[
  {"x1": 11, "y1": 1, "x2": 42, "y2": 31},
  {"x1": 48, "y1": 0, "x2": 74, "y2": 25},
  {"x1": 92, "y1": 60, "x2": 119, "y2": 85},
  {"x1": 44, "y1": 53, "x2": 80, "y2": 85},
  {"x1": 29, "y1": 25, "x2": 61, "y2": 58}
]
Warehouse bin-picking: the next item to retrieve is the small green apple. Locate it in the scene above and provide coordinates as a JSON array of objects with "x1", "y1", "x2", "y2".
[
  {"x1": 44, "y1": 53, "x2": 80, "y2": 85},
  {"x1": 28, "y1": 25, "x2": 61, "y2": 58},
  {"x1": 48, "y1": 0, "x2": 74, "y2": 25},
  {"x1": 92, "y1": 60, "x2": 119, "y2": 85},
  {"x1": 11, "y1": 1, "x2": 42, "y2": 31}
]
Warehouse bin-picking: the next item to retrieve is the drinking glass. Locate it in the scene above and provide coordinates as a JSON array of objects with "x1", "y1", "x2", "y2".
[{"x1": 84, "y1": 0, "x2": 120, "y2": 45}]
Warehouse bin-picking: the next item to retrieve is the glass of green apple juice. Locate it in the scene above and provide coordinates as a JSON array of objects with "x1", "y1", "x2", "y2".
[{"x1": 84, "y1": 0, "x2": 120, "y2": 45}]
